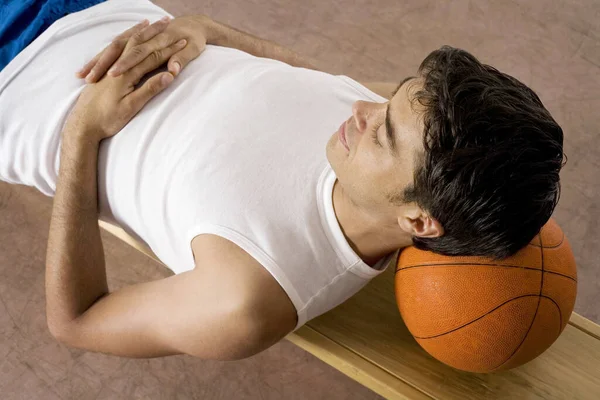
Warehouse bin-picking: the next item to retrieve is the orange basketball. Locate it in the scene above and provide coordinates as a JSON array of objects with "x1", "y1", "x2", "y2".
[{"x1": 395, "y1": 218, "x2": 577, "y2": 373}]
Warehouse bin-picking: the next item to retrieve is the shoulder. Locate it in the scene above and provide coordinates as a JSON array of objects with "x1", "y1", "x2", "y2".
[{"x1": 191, "y1": 234, "x2": 298, "y2": 337}]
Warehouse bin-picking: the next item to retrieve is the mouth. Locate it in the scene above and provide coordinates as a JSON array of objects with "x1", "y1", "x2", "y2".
[{"x1": 338, "y1": 121, "x2": 350, "y2": 152}]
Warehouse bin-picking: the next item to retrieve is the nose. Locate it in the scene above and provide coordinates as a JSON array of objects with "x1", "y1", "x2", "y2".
[{"x1": 351, "y1": 100, "x2": 376, "y2": 133}]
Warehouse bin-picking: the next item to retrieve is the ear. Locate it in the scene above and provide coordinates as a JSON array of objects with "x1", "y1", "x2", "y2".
[{"x1": 398, "y1": 210, "x2": 444, "y2": 238}]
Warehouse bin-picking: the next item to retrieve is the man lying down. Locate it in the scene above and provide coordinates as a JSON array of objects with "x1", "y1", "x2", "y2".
[{"x1": 0, "y1": 0, "x2": 565, "y2": 360}]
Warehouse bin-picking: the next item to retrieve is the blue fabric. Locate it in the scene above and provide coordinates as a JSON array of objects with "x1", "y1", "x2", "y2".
[{"x1": 0, "y1": 0, "x2": 107, "y2": 71}]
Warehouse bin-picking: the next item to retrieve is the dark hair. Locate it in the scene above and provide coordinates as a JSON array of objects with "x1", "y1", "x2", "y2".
[{"x1": 392, "y1": 45, "x2": 566, "y2": 260}]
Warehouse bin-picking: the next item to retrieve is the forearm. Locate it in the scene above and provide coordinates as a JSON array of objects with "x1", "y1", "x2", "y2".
[
  {"x1": 45, "y1": 131, "x2": 108, "y2": 335},
  {"x1": 199, "y1": 15, "x2": 321, "y2": 72}
]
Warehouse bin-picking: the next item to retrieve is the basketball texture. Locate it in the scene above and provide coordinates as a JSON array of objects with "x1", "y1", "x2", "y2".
[{"x1": 395, "y1": 218, "x2": 577, "y2": 373}]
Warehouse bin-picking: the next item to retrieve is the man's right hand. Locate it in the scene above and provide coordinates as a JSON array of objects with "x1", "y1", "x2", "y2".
[{"x1": 76, "y1": 15, "x2": 212, "y2": 83}]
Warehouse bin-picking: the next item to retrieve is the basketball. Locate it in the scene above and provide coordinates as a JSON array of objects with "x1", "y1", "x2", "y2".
[{"x1": 395, "y1": 218, "x2": 577, "y2": 373}]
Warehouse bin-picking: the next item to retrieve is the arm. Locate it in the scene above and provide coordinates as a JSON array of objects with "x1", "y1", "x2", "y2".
[
  {"x1": 48, "y1": 131, "x2": 270, "y2": 359},
  {"x1": 211, "y1": 19, "x2": 397, "y2": 98},
  {"x1": 47, "y1": 21, "x2": 271, "y2": 360},
  {"x1": 200, "y1": 15, "x2": 322, "y2": 71},
  {"x1": 46, "y1": 134, "x2": 107, "y2": 333},
  {"x1": 78, "y1": 14, "x2": 326, "y2": 84}
]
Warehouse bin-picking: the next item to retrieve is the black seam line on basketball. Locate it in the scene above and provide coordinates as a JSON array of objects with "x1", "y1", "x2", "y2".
[
  {"x1": 527, "y1": 233, "x2": 564, "y2": 249},
  {"x1": 543, "y1": 295, "x2": 563, "y2": 330},
  {"x1": 487, "y1": 297, "x2": 563, "y2": 373},
  {"x1": 490, "y1": 232, "x2": 546, "y2": 372},
  {"x1": 395, "y1": 263, "x2": 576, "y2": 282},
  {"x1": 413, "y1": 294, "x2": 562, "y2": 340},
  {"x1": 413, "y1": 294, "x2": 542, "y2": 339}
]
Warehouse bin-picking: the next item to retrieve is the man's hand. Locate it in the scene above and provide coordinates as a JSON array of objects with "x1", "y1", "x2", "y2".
[
  {"x1": 66, "y1": 21, "x2": 188, "y2": 142},
  {"x1": 76, "y1": 15, "x2": 210, "y2": 83}
]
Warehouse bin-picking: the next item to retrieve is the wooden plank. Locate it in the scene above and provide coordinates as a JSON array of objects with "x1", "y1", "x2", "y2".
[
  {"x1": 99, "y1": 220, "x2": 600, "y2": 400},
  {"x1": 568, "y1": 312, "x2": 600, "y2": 341},
  {"x1": 99, "y1": 220, "x2": 164, "y2": 266},
  {"x1": 305, "y1": 256, "x2": 600, "y2": 400},
  {"x1": 285, "y1": 325, "x2": 432, "y2": 400}
]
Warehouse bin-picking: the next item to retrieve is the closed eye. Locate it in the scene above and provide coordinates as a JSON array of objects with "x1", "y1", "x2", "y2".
[{"x1": 371, "y1": 125, "x2": 383, "y2": 147}]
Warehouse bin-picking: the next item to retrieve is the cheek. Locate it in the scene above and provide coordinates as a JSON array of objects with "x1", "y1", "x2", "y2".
[
  {"x1": 352, "y1": 162, "x2": 386, "y2": 195},
  {"x1": 353, "y1": 139, "x2": 381, "y2": 165}
]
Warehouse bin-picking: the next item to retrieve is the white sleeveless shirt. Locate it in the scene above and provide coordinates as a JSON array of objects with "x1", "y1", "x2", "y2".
[{"x1": 0, "y1": 0, "x2": 396, "y2": 331}]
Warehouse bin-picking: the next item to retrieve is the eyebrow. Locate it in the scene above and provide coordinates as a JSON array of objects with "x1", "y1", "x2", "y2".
[{"x1": 385, "y1": 76, "x2": 416, "y2": 157}]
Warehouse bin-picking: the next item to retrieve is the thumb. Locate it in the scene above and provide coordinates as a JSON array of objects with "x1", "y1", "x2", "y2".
[{"x1": 167, "y1": 43, "x2": 205, "y2": 76}]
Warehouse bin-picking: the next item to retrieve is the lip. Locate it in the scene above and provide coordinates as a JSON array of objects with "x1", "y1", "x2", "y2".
[{"x1": 338, "y1": 121, "x2": 350, "y2": 151}]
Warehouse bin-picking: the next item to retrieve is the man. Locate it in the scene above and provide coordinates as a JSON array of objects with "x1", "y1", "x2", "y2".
[{"x1": 0, "y1": 0, "x2": 565, "y2": 361}]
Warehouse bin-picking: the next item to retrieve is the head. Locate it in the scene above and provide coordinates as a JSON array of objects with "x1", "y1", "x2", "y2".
[{"x1": 326, "y1": 45, "x2": 566, "y2": 261}]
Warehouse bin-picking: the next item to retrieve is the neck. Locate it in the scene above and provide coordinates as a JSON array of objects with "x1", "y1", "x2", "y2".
[{"x1": 332, "y1": 179, "x2": 413, "y2": 267}]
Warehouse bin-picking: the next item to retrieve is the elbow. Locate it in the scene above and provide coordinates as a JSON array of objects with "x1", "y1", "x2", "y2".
[
  {"x1": 48, "y1": 324, "x2": 68, "y2": 344},
  {"x1": 47, "y1": 319, "x2": 76, "y2": 346}
]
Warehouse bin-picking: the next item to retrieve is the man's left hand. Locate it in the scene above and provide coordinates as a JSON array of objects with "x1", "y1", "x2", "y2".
[{"x1": 64, "y1": 21, "x2": 188, "y2": 142}]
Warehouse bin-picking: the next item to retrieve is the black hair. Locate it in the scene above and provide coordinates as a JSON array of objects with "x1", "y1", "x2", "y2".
[{"x1": 392, "y1": 45, "x2": 566, "y2": 260}]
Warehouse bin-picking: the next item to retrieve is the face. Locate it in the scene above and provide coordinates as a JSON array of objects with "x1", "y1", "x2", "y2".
[{"x1": 326, "y1": 77, "x2": 425, "y2": 221}]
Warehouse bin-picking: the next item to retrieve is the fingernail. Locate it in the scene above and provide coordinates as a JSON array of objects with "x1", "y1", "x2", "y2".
[
  {"x1": 85, "y1": 71, "x2": 94, "y2": 82},
  {"x1": 173, "y1": 62, "x2": 181, "y2": 75},
  {"x1": 162, "y1": 73, "x2": 174, "y2": 85},
  {"x1": 177, "y1": 39, "x2": 187, "y2": 47},
  {"x1": 108, "y1": 67, "x2": 118, "y2": 76},
  {"x1": 140, "y1": 19, "x2": 149, "y2": 26},
  {"x1": 161, "y1": 16, "x2": 170, "y2": 22}
]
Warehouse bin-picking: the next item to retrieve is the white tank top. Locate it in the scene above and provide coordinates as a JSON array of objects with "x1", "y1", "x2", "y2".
[{"x1": 0, "y1": 0, "x2": 396, "y2": 331}]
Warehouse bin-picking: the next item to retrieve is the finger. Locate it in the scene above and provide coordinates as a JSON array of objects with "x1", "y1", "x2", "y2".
[
  {"x1": 85, "y1": 38, "x2": 128, "y2": 83},
  {"x1": 131, "y1": 15, "x2": 171, "y2": 45},
  {"x1": 124, "y1": 72, "x2": 174, "y2": 116},
  {"x1": 76, "y1": 53, "x2": 102, "y2": 78},
  {"x1": 167, "y1": 41, "x2": 204, "y2": 77},
  {"x1": 109, "y1": 16, "x2": 171, "y2": 76},
  {"x1": 114, "y1": 18, "x2": 150, "y2": 41},
  {"x1": 126, "y1": 38, "x2": 187, "y2": 85},
  {"x1": 76, "y1": 19, "x2": 149, "y2": 79}
]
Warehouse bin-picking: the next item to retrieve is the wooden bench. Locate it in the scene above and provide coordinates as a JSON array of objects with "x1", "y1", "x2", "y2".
[{"x1": 99, "y1": 220, "x2": 600, "y2": 400}]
